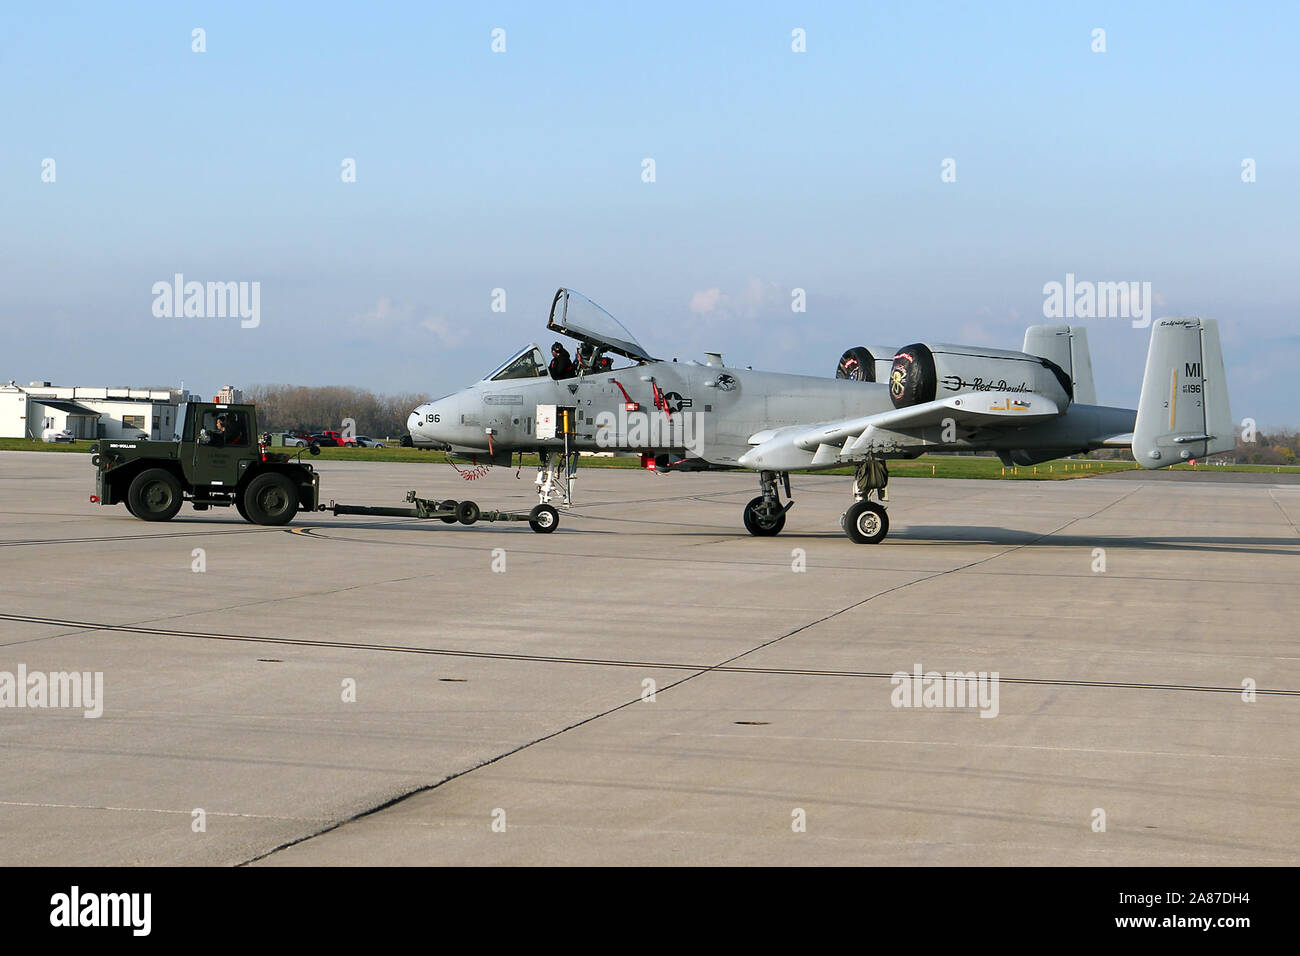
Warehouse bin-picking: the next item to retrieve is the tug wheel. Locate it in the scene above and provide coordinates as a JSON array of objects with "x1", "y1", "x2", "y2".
[
  {"x1": 127, "y1": 468, "x2": 183, "y2": 522},
  {"x1": 243, "y1": 472, "x2": 299, "y2": 526}
]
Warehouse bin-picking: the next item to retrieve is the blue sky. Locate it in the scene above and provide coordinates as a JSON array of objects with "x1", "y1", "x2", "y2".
[{"x1": 2, "y1": 1, "x2": 1297, "y2": 425}]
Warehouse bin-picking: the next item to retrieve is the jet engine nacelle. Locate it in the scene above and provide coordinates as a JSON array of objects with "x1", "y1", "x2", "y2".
[
  {"x1": 835, "y1": 346, "x2": 894, "y2": 383},
  {"x1": 888, "y1": 342, "x2": 1074, "y2": 411}
]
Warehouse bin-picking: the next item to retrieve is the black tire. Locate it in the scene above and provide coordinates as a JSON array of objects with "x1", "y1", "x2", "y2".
[
  {"x1": 242, "y1": 471, "x2": 300, "y2": 526},
  {"x1": 235, "y1": 496, "x2": 251, "y2": 522},
  {"x1": 844, "y1": 500, "x2": 889, "y2": 544},
  {"x1": 742, "y1": 495, "x2": 786, "y2": 536},
  {"x1": 888, "y1": 343, "x2": 936, "y2": 409},
  {"x1": 529, "y1": 504, "x2": 559, "y2": 533},
  {"x1": 457, "y1": 500, "x2": 481, "y2": 525},
  {"x1": 127, "y1": 468, "x2": 183, "y2": 522},
  {"x1": 836, "y1": 347, "x2": 877, "y2": 382},
  {"x1": 439, "y1": 499, "x2": 459, "y2": 523}
]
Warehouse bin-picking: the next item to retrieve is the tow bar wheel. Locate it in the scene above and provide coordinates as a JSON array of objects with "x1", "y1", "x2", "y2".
[{"x1": 529, "y1": 504, "x2": 559, "y2": 534}]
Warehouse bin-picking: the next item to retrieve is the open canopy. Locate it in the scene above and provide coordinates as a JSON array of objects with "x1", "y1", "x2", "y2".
[{"x1": 547, "y1": 288, "x2": 656, "y2": 362}]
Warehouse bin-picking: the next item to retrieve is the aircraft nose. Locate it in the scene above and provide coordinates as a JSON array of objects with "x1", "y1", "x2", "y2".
[{"x1": 409, "y1": 397, "x2": 458, "y2": 448}]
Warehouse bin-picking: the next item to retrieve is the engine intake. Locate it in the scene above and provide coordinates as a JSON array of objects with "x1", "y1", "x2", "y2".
[
  {"x1": 835, "y1": 347, "x2": 877, "y2": 382},
  {"x1": 889, "y1": 343, "x2": 1073, "y2": 410}
]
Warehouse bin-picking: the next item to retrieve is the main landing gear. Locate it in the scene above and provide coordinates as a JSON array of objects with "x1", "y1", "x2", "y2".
[
  {"x1": 740, "y1": 459, "x2": 892, "y2": 544},
  {"x1": 841, "y1": 457, "x2": 889, "y2": 544}
]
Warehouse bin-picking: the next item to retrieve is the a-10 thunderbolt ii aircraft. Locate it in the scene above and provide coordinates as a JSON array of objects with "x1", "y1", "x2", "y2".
[{"x1": 407, "y1": 288, "x2": 1232, "y2": 543}]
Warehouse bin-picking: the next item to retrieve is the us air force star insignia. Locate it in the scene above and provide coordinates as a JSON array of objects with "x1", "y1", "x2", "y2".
[{"x1": 662, "y1": 392, "x2": 692, "y2": 413}]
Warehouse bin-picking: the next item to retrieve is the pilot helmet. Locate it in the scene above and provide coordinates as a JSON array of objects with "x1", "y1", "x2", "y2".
[{"x1": 551, "y1": 341, "x2": 567, "y2": 355}]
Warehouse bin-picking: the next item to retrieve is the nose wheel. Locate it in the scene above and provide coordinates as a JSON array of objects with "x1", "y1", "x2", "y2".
[
  {"x1": 743, "y1": 496, "x2": 787, "y2": 536},
  {"x1": 742, "y1": 470, "x2": 790, "y2": 536}
]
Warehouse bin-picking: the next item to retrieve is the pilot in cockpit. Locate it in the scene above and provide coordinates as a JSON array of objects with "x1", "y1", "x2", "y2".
[{"x1": 549, "y1": 342, "x2": 576, "y2": 379}]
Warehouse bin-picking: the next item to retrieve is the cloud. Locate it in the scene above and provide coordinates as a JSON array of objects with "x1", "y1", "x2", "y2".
[
  {"x1": 350, "y1": 297, "x2": 463, "y2": 348},
  {"x1": 686, "y1": 278, "x2": 786, "y2": 322},
  {"x1": 690, "y1": 288, "x2": 722, "y2": 314}
]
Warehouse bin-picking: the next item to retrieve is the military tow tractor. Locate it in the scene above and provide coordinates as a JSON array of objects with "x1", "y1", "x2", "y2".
[
  {"x1": 90, "y1": 400, "x2": 560, "y2": 533},
  {"x1": 90, "y1": 401, "x2": 321, "y2": 525}
]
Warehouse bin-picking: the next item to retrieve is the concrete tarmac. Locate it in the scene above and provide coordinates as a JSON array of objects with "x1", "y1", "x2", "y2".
[{"x1": 1, "y1": 451, "x2": 1296, "y2": 865}]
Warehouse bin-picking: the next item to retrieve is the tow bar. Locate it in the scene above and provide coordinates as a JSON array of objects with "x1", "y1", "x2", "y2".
[{"x1": 322, "y1": 491, "x2": 559, "y2": 534}]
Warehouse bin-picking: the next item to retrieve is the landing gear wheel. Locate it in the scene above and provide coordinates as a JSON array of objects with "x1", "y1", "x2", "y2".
[
  {"x1": 235, "y1": 496, "x2": 251, "y2": 523},
  {"x1": 127, "y1": 468, "x2": 183, "y2": 522},
  {"x1": 529, "y1": 504, "x2": 559, "y2": 534},
  {"x1": 844, "y1": 500, "x2": 889, "y2": 544},
  {"x1": 242, "y1": 472, "x2": 299, "y2": 526},
  {"x1": 439, "y1": 500, "x2": 459, "y2": 523},
  {"x1": 743, "y1": 495, "x2": 786, "y2": 536},
  {"x1": 457, "y1": 500, "x2": 481, "y2": 525}
]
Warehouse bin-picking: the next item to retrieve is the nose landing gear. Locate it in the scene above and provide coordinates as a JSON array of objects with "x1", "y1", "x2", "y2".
[{"x1": 742, "y1": 470, "x2": 792, "y2": 537}]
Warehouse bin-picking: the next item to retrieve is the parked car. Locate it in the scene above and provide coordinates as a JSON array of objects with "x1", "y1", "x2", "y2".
[
  {"x1": 42, "y1": 428, "x2": 75, "y2": 443},
  {"x1": 353, "y1": 436, "x2": 387, "y2": 448},
  {"x1": 271, "y1": 432, "x2": 308, "y2": 447},
  {"x1": 312, "y1": 430, "x2": 347, "y2": 447}
]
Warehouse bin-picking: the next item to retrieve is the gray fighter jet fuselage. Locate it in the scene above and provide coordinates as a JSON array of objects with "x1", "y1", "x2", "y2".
[{"x1": 408, "y1": 289, "x2": 1232, "y2": 543}]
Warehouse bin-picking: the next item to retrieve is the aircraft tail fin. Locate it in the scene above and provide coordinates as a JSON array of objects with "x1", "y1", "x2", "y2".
[
  {"x1": 1023, "y1": 325, "x2": 1096, "y2": 405},
  {"x1": 1133, "y1": 318, "x2": 1234, "y2": 468}
]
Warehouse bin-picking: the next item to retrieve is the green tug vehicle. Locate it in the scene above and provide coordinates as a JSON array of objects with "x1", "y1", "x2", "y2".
[{"x1": 89, "y1": 400, "x2": 559, "y2": 532}]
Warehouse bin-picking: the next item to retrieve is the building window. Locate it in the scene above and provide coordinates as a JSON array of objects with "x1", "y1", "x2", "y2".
[{"x1": 123, "y1": 415, "x2": 146, "y2": 430}]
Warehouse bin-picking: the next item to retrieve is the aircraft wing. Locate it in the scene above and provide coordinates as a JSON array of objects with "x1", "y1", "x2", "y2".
[{"x1": 738, "y1": 394, "x2": 1061, "y2": 470}]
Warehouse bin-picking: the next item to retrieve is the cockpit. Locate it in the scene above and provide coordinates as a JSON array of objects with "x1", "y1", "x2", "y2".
[
  {"x1": 480, "y1": 288, "x2": 658, "y2": 383},
  {"x1": 484, "y1": 345, "x2": 548, "y2": 382}
]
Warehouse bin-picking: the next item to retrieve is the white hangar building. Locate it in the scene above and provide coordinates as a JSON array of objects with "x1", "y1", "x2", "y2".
[{"x1": 0, "y1": 382, "x2": 193, "y2": 441}]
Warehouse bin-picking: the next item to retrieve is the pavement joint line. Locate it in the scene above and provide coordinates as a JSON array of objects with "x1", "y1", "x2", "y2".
[
  {"x1": 0, "y1": 799, "x2": 334, "y2": 822},
  {"x1": 657, "y1": 732, "x2": 1300, "y2": 762},
  {"x1": 1266, "y1": 488, "x2": 1300, "y2": 535},
  {"x1": 3, "y1": 612, "x2": 1295, "y2": 695}
]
